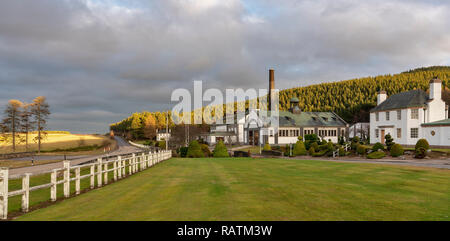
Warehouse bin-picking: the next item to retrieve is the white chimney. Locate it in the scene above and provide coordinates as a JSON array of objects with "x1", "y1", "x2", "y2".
[
  {"x1": 429, "y1": 78, "x2": 442, "y2": 100},
  {"x1": 377, "y1": 90, "x2": 387, "y2": 105}
]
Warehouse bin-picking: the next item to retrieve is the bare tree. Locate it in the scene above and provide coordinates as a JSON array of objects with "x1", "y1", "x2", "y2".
[
  {"x1": 31, "y1": 96, "x2": 50, "y2": 153},
  {"x1": 2, "y1": 100, "x2": 23, "y2": 152},
  {"x1": 20, "y1": 103, "x2": 35, "y2": 151}
]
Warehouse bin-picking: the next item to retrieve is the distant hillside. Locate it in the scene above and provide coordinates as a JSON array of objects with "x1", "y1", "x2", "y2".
[
  {"x1": 278, "y1": 66, "x2": 450, "y2": 123},
  {"x1": 111, "y1": 66, "x2": 450, "y2": 137}
]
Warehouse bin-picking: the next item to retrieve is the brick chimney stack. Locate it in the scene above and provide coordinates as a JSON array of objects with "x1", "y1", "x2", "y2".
[{"x1": 269, "y1": 69, "x2": 274, "y2": 111}]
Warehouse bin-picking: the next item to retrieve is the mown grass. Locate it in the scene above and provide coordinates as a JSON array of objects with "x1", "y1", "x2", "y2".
[{"x1": 15, "y1": 158, "x2": 450, "y2": 221}]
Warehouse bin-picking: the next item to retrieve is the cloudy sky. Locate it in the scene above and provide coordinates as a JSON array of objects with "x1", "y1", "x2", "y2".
[{"x1": 1, "y1": 0, "x2": 449, "y2": 133}]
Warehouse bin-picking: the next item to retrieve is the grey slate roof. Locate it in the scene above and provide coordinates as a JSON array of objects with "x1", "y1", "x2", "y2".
[
  {"x1": 278, "y1": 111, "x2": 347, "y2": 127},
  {"x1": 370, "y1": 90, "x2": 429, "y2": 112}
]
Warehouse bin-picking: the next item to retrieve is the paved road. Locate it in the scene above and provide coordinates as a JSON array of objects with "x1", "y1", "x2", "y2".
[{"x1": 9, "y1": 137, "x2": 142, "y2": 176}]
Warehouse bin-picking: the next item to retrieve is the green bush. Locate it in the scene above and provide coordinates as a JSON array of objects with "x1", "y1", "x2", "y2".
[
  {"x1": 304, "y1": 134, "x2": 320, "y2": 150},
  {"x1": 263, "y1": 143, "x2": 272, "y2": 151},
  {"x1": 284, "y1": 144, "x2": 291, "y2": 156},
  {"x1": 372, "y1": 142, "x2": 384, "y2": 152},
  {"x1": 385, "y1": 134, "x2": 394, "y2": 150},
  {"x1": 312, "y1": 149, "x2": 327, "y2": 157},
  {"x1": 351, "y1": 136, "x2": 360, "y2": 150},
  {"x1": 390, "y1": 144, "x2": 404, "y2": 157},
  {"x1": 415, "y1": 139, "x2": 430, "y2": 151},
  {"x1": 318, "y1": 144, "x2": 328, "y2": 151},
  {"x1": 367, "y1": 151, "x2": 386, "y2": 159},
  {"x1": 356, "y1": 145, "x2": 368, "y2": 155},
  {"x1": 212, "y1": 140, "x2": 229, "y2": 157},
  {"x1": 157, "y1": 140, "x2": 166, "y2": 150},
  {"x1": 311, "y1": 142, "x2": 319, "y2": 152},
  {"x1": 187, "y1": 140, "x2": 204, "y2": 158},
  {"x1": 338, "y1": 147, "x2": 346, "y2": 156},
  {"x1": 415, "y1": 147, "x2": 427, "y2": 159},
  {"x1": 308, "y1": 147, "x2": 315, "y2": 156},
  {"x1": 178, "y1": 147, "x2": 188, "y2": 157},
  {"x1": 201, "y1": 144, "x2": 211, "y2": 157},
  {"x1": 293, "y1": 141, "x2": 307, "y2": 156}
]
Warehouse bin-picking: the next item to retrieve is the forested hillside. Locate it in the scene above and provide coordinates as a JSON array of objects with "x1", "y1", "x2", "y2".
[
  {"x1": 278, "y1": 66, "x2": 450, "y2": 122},
  {"x1": 110, "y1": 66, "x2": 450, "y2": 138}
]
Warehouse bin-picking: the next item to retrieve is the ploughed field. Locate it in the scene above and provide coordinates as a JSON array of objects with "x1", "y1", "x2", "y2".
[{"x1": 16, "y1": 158, "x2": 450, "y2": 221}]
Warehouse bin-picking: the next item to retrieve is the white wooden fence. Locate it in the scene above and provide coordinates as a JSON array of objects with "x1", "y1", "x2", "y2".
[{"x1": 0, "y1": 150, "x2": 172, "y2": 220}]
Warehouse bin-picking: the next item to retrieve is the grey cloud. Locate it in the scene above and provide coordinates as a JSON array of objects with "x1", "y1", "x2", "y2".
[{"x1": 0, "y1": 0, "x2": 449, "y2": 133}]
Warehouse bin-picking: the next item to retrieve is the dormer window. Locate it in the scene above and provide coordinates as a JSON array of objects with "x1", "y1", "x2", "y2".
[
  {"x1": 322, "y1": 117, "x2": 328, "y2": 121},
  {"x1": 312, "y1": 117, "x2": 317, "y2": 121},
  {"x1": 332, "y1": 117, "x2": 337, "y2": 121}
]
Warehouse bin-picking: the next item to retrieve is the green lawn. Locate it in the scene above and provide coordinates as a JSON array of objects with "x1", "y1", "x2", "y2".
[{"x1": 16, "y1": 158, "x2": 450, "y2": 221}]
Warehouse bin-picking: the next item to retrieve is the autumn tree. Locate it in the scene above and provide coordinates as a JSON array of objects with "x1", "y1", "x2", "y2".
[
  {"x1": 143, "y1": 114, "x2": 156, "y2": 140},
  {"x1": 2, "y1": 100, "x2": 23, "y2": 152},
  {"x1": 31, "y1": 96, "x2": 50, "y2": 153}
]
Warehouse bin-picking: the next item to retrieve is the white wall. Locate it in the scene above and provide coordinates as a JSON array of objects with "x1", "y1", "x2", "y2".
[{"x1": 422, "y1": 126, "x2": 450, "y2": 146}]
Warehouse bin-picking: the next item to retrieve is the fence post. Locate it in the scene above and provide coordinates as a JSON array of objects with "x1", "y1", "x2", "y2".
[
  {"x1": 117, "y1": 156, "x2": 122, "y2": 179},
  {"x1": 141, "y1": 153, "x2": 145, "y2": 171},
  {"x1": 128, "y1": 157, "x2": 132, "y2": 175},
  {"x1": 90, "y1": 165, "x2": 95, "y2": 189},
  {"x1": 21, "y1": 173, "x2": 30, "y2": 212},
  {"x1": 50, "y1": 170, "x2": 57, "y2": 201},
  {"x1": 113, "y1": 159, "x2": 118, "y2": 181},
  {"x1": 122, "y1": 158, "x2": 126, "y2": 177},
  {"x1": 132, "y1": 153, "x2": 136, "y2": 173},
  {"x1": 63, "y1": 161, "x2": 70, "y2": 198},
  {"x1": 75, "y1": 167, "x2": 81, "y2": 195},
  {"x1": 0, "y1": 167, "x2": 9, "y2": 220},
  {"x1": 104, "y1": 162, "x2": 108, "y2": 185},
  {"x1": 97, "y1": 158, "x2": 102, "y2": 187}
]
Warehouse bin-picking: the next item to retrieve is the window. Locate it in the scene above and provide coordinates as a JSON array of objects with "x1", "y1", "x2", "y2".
[
  {"x1": 304, "y1": 129, "x2": 314, "y2": 135},
  {"x1": 397, "y1": 110, "x2": 401, "y2": 120},
  {"x1": 410, "y1": 128, "x2": 418, "y2": 138},
  {"x1": 376, "y1": 112, "x2": 379, "y2": 121},
  {"x1": 411, "y1": 109, "x2": 419, "y2": 119},
  {"x1": 322, "y1": 117, "x2": 328, "y2": 121},
  {"x1": 386, "y1": 111, "x2": 390, "y2": 121},
  {"x1": 397, "y1": 128, "x2": 401, "y2": 138},
  {"x1": 341, "y1": 129, "x2": 345, "y2": 136},
  {"x1": 375, "y1": 129, "x2": 379, "y2": 138},
  {"x1": 269, "y1": 130, "x2": 274, "y2": 137}
]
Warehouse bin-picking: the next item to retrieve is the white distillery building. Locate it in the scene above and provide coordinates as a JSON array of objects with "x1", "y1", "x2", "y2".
[
  {"x1": 369, "y1": 78, "x2": 449, "y2": 147},
  {"x1": 202, "y1": 69, "x2": 349, "y2": 145}
]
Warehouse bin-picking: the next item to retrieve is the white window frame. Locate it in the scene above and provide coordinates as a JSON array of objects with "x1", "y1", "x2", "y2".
[
  {"x1": 410, "y1": 128, "x2": 418, "y2": 138},
  {"x1": 411, "y1": 109, "x2": 419, "y2": 120}
]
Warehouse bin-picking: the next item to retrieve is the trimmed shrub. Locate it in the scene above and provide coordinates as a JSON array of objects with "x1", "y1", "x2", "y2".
[
  {"x1": 415, "y1": 147, "x2": 427, "y2": 159},
  {"x1": 338, "y1": 147, "x2": 346, "y2": 156},
  {"x1": 304, "y1": 134, "x2": 320, "y2": 150},
  {"x1": 312, "y1": 150, "x2": 327, "y2": 157},
  {"x1": 157, "y1": 140, "x2": 166, "y2": 150},
  {"x1": 367, "y1": 151, "x2": 386, "y2": 159},
  {"x1": 187, "y1": 140, "x2": 204, "y2": 158},
  {"x1": 311, "y1": 142, "x2": 319, "y2": 152},
  {"x1": 385, "y1": 134, "x2": 394, "y2": 150},
  {"x1": 212, "y1": 140, "x2": 229, "y2": 157},
  {"x1": 372, "y1": 142, "x2": 384, "y2": 152},
  {"x1": 356, "y1": 145, "x2": 368, "y2": 155},
  {"x1": 293, "y1": 141, "x2": 307, "y2": 156},
  {"x1": 415, "y1": 139, "x2": 430, "y2": 151},
  {"x1": 201, "y1": 144, "x2": 211, "y2": 157},
  {"x1": 318, "y1": 144, "x2": 328, "y2": 151},
  {"x1": 390, "y1": 144, "x2": 404, "y2": 157},
  {"x1": 351, "y1": 136, "x2": 360, "y2": 150},
  {"x1": 284, "y1": 144, "x2": 290, "y2": 156},
  {"x1": 308, "y1": 147, "x2": 315, "y2": 156},
  {"x1": 263, "y1": 143, "x2": 272, "y2": 151},
  {"x1": 178, "y1": 147, "x2": 188, "y2": 157}
]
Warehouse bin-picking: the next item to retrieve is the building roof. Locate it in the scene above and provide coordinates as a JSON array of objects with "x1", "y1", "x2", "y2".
[
  {"x1": 421, "y1": 118, "x2": 450, "y2": 127},
  {"x1": 278, "y1": 111, "x2": 347, "y2": 127},
  {"x1": 370, "y1": 90, "x2": 429, "y2": 112}
]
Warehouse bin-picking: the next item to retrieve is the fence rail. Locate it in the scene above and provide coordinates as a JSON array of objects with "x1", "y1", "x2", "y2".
[{"x1": 0, "y1": 150, "x2": 172, "y2": 220}]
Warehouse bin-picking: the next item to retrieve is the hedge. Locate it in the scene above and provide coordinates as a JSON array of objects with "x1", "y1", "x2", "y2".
[{"x1": 367, "y1": 151, "x2": 386, "y2": 159}]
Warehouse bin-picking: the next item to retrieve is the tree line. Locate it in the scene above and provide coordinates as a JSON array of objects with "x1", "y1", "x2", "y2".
[
  {"x1": 0, "y1": 96, "x2": 51, "y2": 153},
  {"x1": 110, "y1": 66, "x2": 450, "y2": 140}
]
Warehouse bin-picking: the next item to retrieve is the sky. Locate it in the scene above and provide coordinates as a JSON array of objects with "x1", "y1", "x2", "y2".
[{"x1": 1, "y1": 0, "x2": 449, "y2": 133}]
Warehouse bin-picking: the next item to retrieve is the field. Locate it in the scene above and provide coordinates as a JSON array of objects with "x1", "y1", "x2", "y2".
[
  {"x1": 15, "y1": 157, "x2": 450, "y2": 221},
  {"x1": 0, "y1": 132, "x2": 115, "y2": 155}
]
